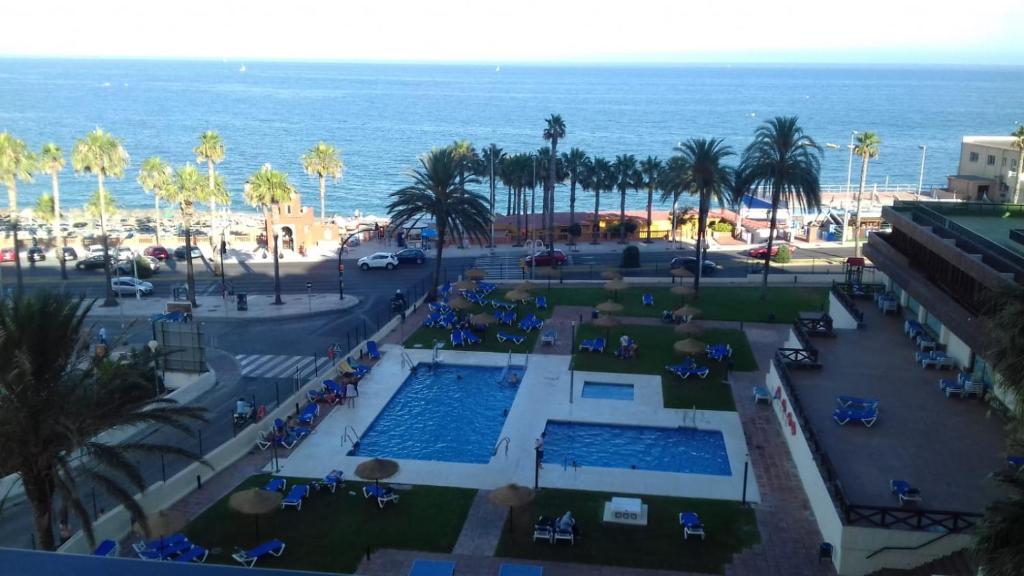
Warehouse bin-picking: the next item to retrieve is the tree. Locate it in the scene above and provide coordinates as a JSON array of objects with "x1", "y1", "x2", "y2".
[
  {"x1": 137, "y1": 157, "x2": 173, "y2": 246},
  {"x1": 974, "y1": 465, "x2": 1024, "y2": 576},
  {"x1": 639, "y1": 156, "x2": 663, "y2": 243},
  {"x1": 852, "y1": 132, "x2": 880, "y2": 257},
  {"x1": 561, "y1": 148, "x2": 589, "y2": 244},
  {"x1": 72, "y1": 129, "x2": 129, "y2": 307},
  {"x1": 584, "y1": 157, "x2": 612, "y2": 244},
  {"x1": 85, "y1": 189, "x2": 119, "y2": 221},
  {"x1": 736, "y1": 116, "x2": 821, "y2": 299},
  {"x1": 301, "y1": 142, "x2": 343, "y2": 225},
  {"x1": 387, "y1": 147, "x2": 491, "y2": 297},
  {"x1": 0, "y1": 132, "x2": 35, "y2": 214},
  {"x1": 479, "y1": 144, "x2": 505, "y2": 248},
  {"x1": 612, "y1": 154, "x2": 639, "y2": 243},
  {"x1": 659, "y1": 156, "x2": 688, "y2": 249},
  {"x1": 38, "y1": 144, "x2": 67, "y2": 280},
  {"x1": 194, "y1": 131, "x2": 226, "y2": 237},
  {"x1": 34, "y1": 194, "x2": 55, "y2": 224},
  {"x1": 162, "y1": 164, "x2": 207, "y2": 306},
  {"x1": 503, "y1": 153, "x2": 532, "y2": 245},
  {"x1": 0, "y1": 291, "x2": 205, "y2": 550},
  {"x1": 1011, "y1": 126, "x2": 1024, "y2": 204},
  {"x1": 244, "y1": 165, "x2": 295, "y2": 305},
  {"x1": 543, "y1": 114, "x2": 566, "y2": 249}
]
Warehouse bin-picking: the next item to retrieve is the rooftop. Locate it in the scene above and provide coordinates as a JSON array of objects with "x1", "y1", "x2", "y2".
[{"x1": 962, "y1": 135, "x2": 1021, "y2": 151}]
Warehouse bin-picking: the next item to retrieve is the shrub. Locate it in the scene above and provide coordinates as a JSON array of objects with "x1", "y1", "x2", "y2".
[
  {"x1": 624, "y1": 220, "x2": 639, "y2": 236},
  {"x1": 711, "y1": 221, "x2": 734, "y2": 233},
  {"x1": 621, "y1": 245, "x2": 640, "y2": 268},
  {"x1": 774, "y1": 244, "x2": 792, "y2": 263},
  {"x1": 567, "y1": 223, "x2": 582, "y2": 241},
  {"x1": 134, "y1": 255, "x2": 154, "y2": 279}
]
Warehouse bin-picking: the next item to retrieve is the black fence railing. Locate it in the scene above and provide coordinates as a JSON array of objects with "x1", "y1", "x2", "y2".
[
  {"x1": 777, "y1": 347, "x2": 820, "y2": 368},
  {"x1": 830, "y1": 282, "x2": 864, "y2": 326},
  {"x1": 796, "y1": 314, "x2": 833, "y2": 339}
]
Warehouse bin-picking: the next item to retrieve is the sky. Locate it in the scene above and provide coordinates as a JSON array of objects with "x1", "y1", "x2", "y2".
[{"x1": 2, "y1": 0, "x2": 1022, "y2": 65}]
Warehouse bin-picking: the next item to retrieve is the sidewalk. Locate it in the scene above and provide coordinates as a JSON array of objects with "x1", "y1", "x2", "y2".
[{"x1": 82, "y1": 293, "x2": 359, "y2": 320}]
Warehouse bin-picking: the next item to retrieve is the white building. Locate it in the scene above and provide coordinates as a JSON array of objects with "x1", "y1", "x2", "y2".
[{"x1": 947, "y1": 136, "x2": 1023, "y2": 201}]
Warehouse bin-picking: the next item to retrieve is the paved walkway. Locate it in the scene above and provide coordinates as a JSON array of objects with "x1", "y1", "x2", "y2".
[
  {"x1": 83, "y1": 293, "x2": 359, "y2": 320},
  {"x1": 451, "y1": 491, "x2": 509, "y2": 556}
]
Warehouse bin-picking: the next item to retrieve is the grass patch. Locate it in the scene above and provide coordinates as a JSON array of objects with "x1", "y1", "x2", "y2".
[
  {"x1": 571, "y1": 324, "x2": 756, "y2": 411},
  {"x1": 495, "y1": 488, "x2": 759, "y2": 574},
  {"x1": 403, "y1": 298, "x2": 552, "y2": 353},
  {"x1": 545, "y1": 286, "x2": 827, "y2": 324},
  {"x1": 185, "y1": 475, "x2": 476, "y2": 573}
]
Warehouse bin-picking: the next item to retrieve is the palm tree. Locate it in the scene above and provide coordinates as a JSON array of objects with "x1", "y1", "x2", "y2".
[
  {"x1": 34, "y1": 194, "x2": 55, "y2": 223},
  {"x1": 543, "y1": 114, "x2": 566, "y2": 249},
  {"x1": 974, "y1": 465, "x2": 1024, "y2": 576},
  {"x1": 194, "y1": 131, "x2": 226, "y2": 237},
  {"x1": 504, "y1": 154, "x2": 532, "y2": 245},
  {"x1": 659, "y1": 156, "x2": 688, "y2": 249},
  {"x1": 72, "y1": 129, "x2": 129, "y2": 307},
  {"x1": 982, "y1": 286, "x2": 1024, "y2": 413},
  {"x1": 639, "y1": 156, "x2": 663, "y2": 243},
  {"x1": 561, "y1": 148, "x2": 589, "y2": 245},
  {"x1": 673, "y1": 139, "x2": 735, "y2": 296},
  {"x1": 244, "y1": 165, "x2": 295, "y2": 305},
  {"x1": 387, "y1": 147, "x2": 491, "y2": 296},
  {"x1": 0, "y1": 132, "x2": 35, "y2": 214},
  {"x1": 38, "y1": 143, "x2": 68, "y2": 280},
  {"x1": 1011, "y1": 126, "x2": 1024, "y2": 204},
  {"x1": 736, "y1": 116, "x2": 822, "y2": 298},
  {"x1": 852, "y1": 132, "x2": 880, "y2": 257},
  {"x1": 137, "y1": 157, "x2": 173, "y2": 246},
  {"x1": 0, "y1": 291, "x2": 206, "y2": 550},
  {"x1": 85, "y1": 189, "x2": 118, "y2": 221},
  {"x1": 612, "y1": 154, "x2": 639, "y2": 243},
  {"x1": 583, "y1": 157, "x2": 610, "y2": 244},
  {"x1": 301, "y1": 142, "x2": 343, "y2": 225},
  {"x1": 480, "y1": 144, "x2": 505, "y2": 248},
  {"x1": 161, "y1": 164, "x2": 207, "y2": 306}
]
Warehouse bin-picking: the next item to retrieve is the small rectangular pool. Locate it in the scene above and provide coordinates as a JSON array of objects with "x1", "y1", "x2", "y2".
[
  {"x1": 350, "y1": 364, "x2": 521, "y2": 463},
  {"x1": 542, "y1": 420, "x2": 731, "y2": 476},
  {"x1": 581, "y1": 382, "x2": 634, "y2": 401}
]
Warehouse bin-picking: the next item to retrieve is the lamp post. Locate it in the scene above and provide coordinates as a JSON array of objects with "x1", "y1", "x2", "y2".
[
  {"x1": 917, "y1": 145, "x2": 927, "y2": 200},
  {"x1": 846, "y1": 130, "x2": 858, "y2": 194}
]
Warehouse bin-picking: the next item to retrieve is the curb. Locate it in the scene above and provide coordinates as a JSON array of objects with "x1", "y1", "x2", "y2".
[{"x1": 82, "y1": 294, "x2": 362, "y2": 322}]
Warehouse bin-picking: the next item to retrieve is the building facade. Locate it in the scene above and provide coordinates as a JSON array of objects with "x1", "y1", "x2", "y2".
[{"x1": 947, "y1": 136, "x2": 1023, "y2": 201}]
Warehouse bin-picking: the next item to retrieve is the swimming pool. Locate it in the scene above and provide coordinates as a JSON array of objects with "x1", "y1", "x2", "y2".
[
  {"x1": 581, "y1": 382, "x2": 634, "y2": 401},
  {"x1": 542, "y1": 421, "x2": 731, "y2": 475},
  {"x1": 350, "y1": 364, "x2": 521, "y2": 463}
]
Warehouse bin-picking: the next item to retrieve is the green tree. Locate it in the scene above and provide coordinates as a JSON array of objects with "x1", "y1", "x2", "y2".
[
  {"x1": 72, "y1": 129, "x2": 129, "y2": 307},
  {"x1": 137, "y1": 156, "x2": 173, "y2": 246},
  {"x1": 639, "y1": 156, "x2": 663, "y2": 243},
  {"x1": 244, "y1": 165, "x2": 296, "y2": 305},
  {"x1": 612, "y1": 154, "x2": 639, "y2": 243},
  {"x1": 502, "y1": 153, "x2": 532, "y2": 245},
  {"x1": 583, "y1": 157, "x2": 612, "y2": 244},
  {"x1": 561, "y1": 148, "x2": 589, "y2": 243},
  {"x1": 1011, "y1": 125, "x2": 1024, "y2": 204},
  {"x1": 0, "y1": 132, "x2": 35, "y2": 214},
  {"x1": 194, "y1": 131, "x2": 226, "y2": 236},
  {"x1": 162, "y1": 163, "x2": 207, "y2": 306},
  {"x1": 479, "y1": 144, "x2": 505, "y2": 248},
  {"x1": 34, "y1": 194, "x2": 55, "y2": 224},
  {"x1": 301, "y1": 142, "x2": 343, "y2": 225},
  {"x1": 387, "y1": 147, "x2": 491, "y2": 296},
  {"x1": 852, "y1": 131, "x2": 880, "y2": 257},
  {"x1": 736, "y1": 116, "x2": 822, "y2": 298},
  {"x1": 543, "y1": 114, "x2": 566, "y2": 249},
  {"x1": 0, "y1": 291, "x2": 205, "y2": 550},
  {"x1": 85, "y1": 189, "x2": 118, "y2": 221},
  {"x1": 38, "y1": 143, "x2": 67, "y2": 280},
  {"x1": 659, "y1": 155, "x2": 688, "y2": 248}
]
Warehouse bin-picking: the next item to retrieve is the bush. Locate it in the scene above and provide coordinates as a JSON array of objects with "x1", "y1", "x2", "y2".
[
  {"x1": 624, "y1": 220, "x2": 639, "y2": 236},
  {"x1": 134, "y1": 255, "x2": 154, "y2": 279},
  {"x1": 567, "y1": 223, "x2": 582, "y2": 241},
  {"x1": 774, "y1": 244, "x2": 792, "y2": 263},
  {"x1": 621, "y1": 245, "x2": 640, "y2": 268},
  {"x1": 711, "y1": 221, "x2": 734, "y2": 233}
]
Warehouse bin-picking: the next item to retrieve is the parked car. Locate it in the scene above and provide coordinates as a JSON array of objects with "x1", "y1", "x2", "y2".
[
  {"x1": 75, "y1": 254, "x2": 113, "y2": 270},
  {"x1": 358, "y1": 252, "x2": 399, "y2": 270},
  {"x1": 86, "y1": 244, "x2": 106, "y2": 257},
  {"x1": 748, "y1": 243, "x2": 797, "y2": 258},
  {"x1": 174, "y1": 245, "x2": 203, "y2": 260},
  {"x1": 141, "y1": 255, "x2": 162, "y2": 271},
  {"x1": 144, "y1": 245, "x2": 170, "y2": 260},
  {"x1": 523, "y1": 249, "x2": 568, "y2": 267},
  {"x1": 0, "y1": 248, "x2": 16, "y2": 263},
  {"x1": 56, "y1": 246, "x2": 79, "y2": 261},
  {"x1": 115, "y1": 246, "x2": 134, "y2": 260},
  {"x1": 394, "y1": 248, "x2": 427, "y2": 264},
  {"x1": 670, "y1": 256, "x2": 720, "y2": 275},
  {"x1": 27, "y1": 247, "x2": 46, "y2": 262},
  {"x1": 111, "y1": 276, "x2": 154, "y2": 297}
]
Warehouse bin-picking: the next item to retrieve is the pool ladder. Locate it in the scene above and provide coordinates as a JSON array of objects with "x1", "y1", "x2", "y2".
[
  {"x1": 401, "y1": 350, "x2": 415, "y2": 370},
  {"x1": 341, "y1": 425, "x2": 361, "y2": 448},
  {"x1": 431, "y1": 341, "x2": 443, "y2": 367},
  {"x1": 562, "y1": 456, "x2": 580, "y2": 472},
  {"x1": 493, "y1": 436, "x2": 511, "y2": 458}
]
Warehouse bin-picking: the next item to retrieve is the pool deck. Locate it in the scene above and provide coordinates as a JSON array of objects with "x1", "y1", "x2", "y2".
[{"x1": 274, "y1": 346, "x2": 760, "y2": 503}]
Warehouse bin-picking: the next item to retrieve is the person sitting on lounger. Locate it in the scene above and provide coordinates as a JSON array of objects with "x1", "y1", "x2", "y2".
[{"x1": 558, "y1": 511, "x2": 574, "y2": 532}]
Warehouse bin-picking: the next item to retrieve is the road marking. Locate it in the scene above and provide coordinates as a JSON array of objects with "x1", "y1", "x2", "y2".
[{"x1": 235, "y1": 354, "x2": 330, "y2": 380}]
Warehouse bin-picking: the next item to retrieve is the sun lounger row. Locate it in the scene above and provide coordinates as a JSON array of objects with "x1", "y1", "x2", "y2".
[
  {"x1": 133, "y1": 534, "x2": 209, "y2": 563},
  {"x1": 706, "y1": 343, "x2": 732, "y2": 362},
  {"x1": 363, "y1": 484, "x2": 400, "y2": 509},
  {"x1": 939, "y1": 373, "x2": 984, "y2": 399},
  {"x1": 495, "y1": 310, "x2": 517, "y2": 325},
  {"x1": 836, "y1": 395, "x2": 879, "y2": 409},
  {"x1": 666, "y1": 359, "x2": 709, "y2": 379},
  {"x1": 451, "y1": 328, "x2": 482, "y2": 346},
  {"x1": 233, "y1": 539, "x2": 286, "y2": 568},
  {"x1": 579, "y1": 337, "x2": 605, "y2": 353},
  {"x1": 832, "y1": 405, "x2": 878, "y2": 427},
  {"x1": 424, "y1": 311, "x2": 457, "y2": 328},
  {"x1": 532, "y1": 513, "x2": 577, "y2": 545},
  {"x1": 916, "y1": 350, "x2": 956, "y2": 370},
  {"x1": 518, "y1": 314, "x2": 544, "y2": 332},
  {"x1": 497, "y1": 331, "x2": 526, "y2": 345}
]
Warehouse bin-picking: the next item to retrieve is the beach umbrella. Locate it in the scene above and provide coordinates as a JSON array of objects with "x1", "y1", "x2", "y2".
[
  {"x1": 515, "y1": 281, "x2": 537, "y2": 292},
  {"x1": 604, "y1": 280, "x2": 628, "y2": 300},
  {"x1": 455, "y1": 280, "x2": 477, "y2": 291},
  {"x1": 449, "y1": 297, "x2": 473, "y2": 311},
  {"x1": 488, "y1": 483, "x2": 535, "y2": 533},
  {"x1": 356, "y1": 458, "x2": 400, "y2": 490},
  {"x1": 596, "y1": 300, "x2": 624, "y2": 314},
  {"x1": 592, "y1": 314, "x2": 620, "y2": 337},
  {"x1": 675, "y1": 323, "x2": 705, "y2": 336},
  {"x1": 133, "y1": 508, "x2": 188, "y2": 540},
  {"x1": 674, "y1": 305, "x2": 701, "y2": 321},
  {"x1": 470, "y1": 313, "x2": 495, "y2": 326},
  {"x1": 505, "y1": 289, "x2": 529, "y2": 302},
  {"x1": 673, "y1": 338, "x2": 706, "y2": 355},
  {"x1": 600, "y1": 270, "x2": 622, "y2": 280},
  {"x1": 228, "y1": 488, "x2": 282, "y2": 542},
  {"x1": 465, "y1": 268, "x2": 487, "y2": 280}
]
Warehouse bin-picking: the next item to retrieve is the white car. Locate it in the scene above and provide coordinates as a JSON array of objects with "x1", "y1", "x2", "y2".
[
  {"x1": 115, "y1": 246, "x2": 134, "y2": 260},
  {"x1": 111, "y1": 276, "x2": 154, "y2": 297},
  {"x1": 141, "y1": 255, "x2": 161, "y2": 271},
  {"x1": 358, "y1": 252, "x2": 399, "y2": 271}
]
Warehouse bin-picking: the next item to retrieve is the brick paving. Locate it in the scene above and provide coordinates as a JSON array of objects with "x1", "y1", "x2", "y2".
[{"x1": 451, "y1": 491, "x2": 509, "y2": 556}]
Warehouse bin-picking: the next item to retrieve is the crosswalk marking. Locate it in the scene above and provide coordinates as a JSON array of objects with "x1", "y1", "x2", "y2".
[
  {"x1": 235, "y1": 354, "x2": 330, "y2": 381},
  {"x1": 471, "y1": 256, "x2": 524, "y2": 279}
]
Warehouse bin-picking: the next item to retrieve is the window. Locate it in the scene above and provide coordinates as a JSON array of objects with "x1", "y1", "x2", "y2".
[
  {"x1": 906, "y1": 296, "x2": 920, "y2": 316},
  {"x1": 1013, "y1": 159, "x2": 1019, "y2": 170},
  {"x1": 987, "y1": 155, "x2": 996, "y2": 166},
  {"x1": 969, "y1": 152, "x2": 979, "y2": 162},
  {"x1": 1003, "y1": 157, "x2": 1008, "y2": 166}
]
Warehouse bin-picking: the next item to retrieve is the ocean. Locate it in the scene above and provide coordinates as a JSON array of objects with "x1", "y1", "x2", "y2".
[{"x1": 1, "y1": 59, "x2": 1022, "y2": 218}]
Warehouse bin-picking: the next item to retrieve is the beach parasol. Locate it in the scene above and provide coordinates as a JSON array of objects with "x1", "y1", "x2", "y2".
[
  {"x1": 228, "y1": 488, "x2": 282, "y2": 541},
  {"x1": 356, "y1": 458, "x2": 400, "y2": 490},
  {"x1": 674, "y1": 305, "x2": 701, "y2": 321},
  {"x1": 505, "y1": 290, "x2": 529, "y2": 303},
  {"x1": 488, "y1": 483, "x2": 535, "y2": 532},
  {"x1": 673, "y1": 338, "x2": 706, "y2": 355},
  {"x1": 470, "y1": 313, "x2": 495, "y2": 327},
  {"x1": 675, "y1": 323, "x2": 705, "y2": 335},
  {"x1": 595, "y1": 300, "x2": 624, "y2": 314},
  {"x1": 132, "y1": 508, "x2": 188, "y2": 540},
  {"x1": 603, "y1": 280, "x2": 628, "y2": 300},
  {"x1": 600, "y1": 270, "x2": 623, "y2": 280},
  {"x1": 515, "y1": 281, "x2": 537, "y2": 292},
  {"x1": 592, "y1": 314, "x2": 621, "y2": 337},
  {"x1": 448, "y1": 297, "x2": 473, "y2": 311},
  {"x1": 455, "y1": 280, "x2": 477, "y2": 291},
  {"x1": 465, "y1": 268, "x2": 487, "y2": 280}
]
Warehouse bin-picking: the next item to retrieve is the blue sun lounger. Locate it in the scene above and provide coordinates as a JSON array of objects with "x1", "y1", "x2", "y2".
[
  {"x1": 579, "y1": 337, "x2": 605, "y2": 353},
  {"x1": 173, "y1": 545, "x2": 209, "y2": 563},
  {"x1": 316, "y1": 470, "x2": 344, "y2": 493},
  {"x1": 463, "y1": 330, "x2": 482, "y2": 345},
  {"x1": 642, "y1": 293, "x2": 654, "y2": 306},
  {"x1": 264, "y1": 477, "x2": 287, "y2": 492},
  {"x1": 1008, "y1": 455, "x2": 1024, "y2": 469},
  {"x1": 706, "y1": 344, "x2": 732, "y2": 361},
  {"x1": 367, "y1": 340, "x2": 382, "y2": 360},
  {"x1": 679, "y1": 512, "x2": 705, "y2": 541},
  {"x1": 297, "y1": 403, "x2": 319, "y2": 426},
  {"x1": 666, "y1": 361, "x2": 709, "y2": 379},
  {"x1": 890, "y1": 479, "x2": 922, "y2": 505},
  {"x1": 232, "y1": 539, "x2": 286, "y2": 568},
  {"x1": 832, "y1": 406, "x2": 878, "y2": 427},
  {"x1": 536, "y1": 295, "x2": 548, "y2": 310},
  {"x1": 836, "y1": 396, "x2": 879, "y2": 409},
  {"x1": 363, "y1": 484, "x2": 400, "y2": 508},
  {"x1": 497, "y1": 331, "x2": 526, "y2": 345},
  {"x1": 93, "y1": 540, "x2": 118, "y2": 557},
  {"x1": 499, "y1": 563, "x2": 544, "y2": 576},
  {"x1": 408, "y1": 559, "x2": 456, "y2": 576},
  {"x1": 132, "y1": 533, "x2": 188, "y2": 554},
  {"x1": 138, "y1": 539, "x2": 193, "y2": 560},
  {"x1": 281, "y1": 484, "x2": 309, "y2": 510},
  {"x1": 518, "y1": 315, "x2": 544, "y2": 332}
]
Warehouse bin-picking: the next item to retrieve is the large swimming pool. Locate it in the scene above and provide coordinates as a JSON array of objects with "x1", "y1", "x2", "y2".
[
  {"x1": 542, "y1": 420, "x2": 731, "y2": 475},
  {"x1": 350, "y1": 364, "x2": 521, "y2": 463}
]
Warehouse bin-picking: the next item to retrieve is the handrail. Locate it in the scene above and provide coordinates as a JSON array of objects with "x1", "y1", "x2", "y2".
[
  {"x1": 342, "y1": 425, "x2": 361, "y2": 447},
  {"x1": 400, "y1": 350, "x2": 414, "y2": 370},
  {"x1": 493, "y1": 436, "x2": 510, "y2": 457},
  {"x1": 864, "y1": 529, "x2": 956, "y2": 559},
  {"x1": 507, "y1": 349, "x2": 513, "y2": 369}
]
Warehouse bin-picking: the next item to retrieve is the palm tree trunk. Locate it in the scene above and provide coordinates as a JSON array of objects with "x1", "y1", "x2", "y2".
[
  {"x1": 207, "y1": 160, "x2": 217, "y2": 239},
  {"x1": 592, "y1": 190, "x2": 601, "y2": 244},
  {"x1": 319, "y1": 175, "x2": 327, "y2": 225},
  {"x1": 694, "y1": 192, "x2": 709, "y2": 298},
  {"x1": 761, "y1": 186, "x2": 782, "y2": 300},
  {"x1": 272, "y1": 232, "x2": 283, "y2": 305},
  {"x1": 431, "y1": 225, "x2": 447, "y2": 297},
  {"x1": 506, "y1": 185, "x2": 512, "y2": 218},
  {"x1": 7, "y1": 181, "x2": 16, "y2": 213},
  {"x1": 645, "y1": 186, "x2": 654, "y2": 243},
  {"x1": 23, "y1": 473, "x2": 56, "y2": 551},
  {"x1": 184, "y1": 226, "x2": 197, "y2": 307},
  {"x1": 154, "y1": 195, "x2": 161, "y2": 246},
  {"x1": 13, "y1": 217, "x2": 24, "y2": 294},
  {"x1": 514, "y1": 187, "x2": 521, "y2": 245},
  {"x1": 670, "y1": 196, "x2": 678, "y2": 247},
  {"x1": 854, "y1": 155, "x2": 869, "y2": 258},
  {"x1": 618, "y1": 187, "x2": 627, "y2": 244},
  {"x1": 51, "y1": 173, "x2": 61, "y2": 232},
  {"x1": 569, "y1": 179, "x2": 576, "y2": 245},
  {"x1": 98, "y1": 174, "x2": 116, "y2": 307},
  {"x1": 735, "y1": 193, "x2": 745, "y2": 241},
  {"x1": 525, "y1": 188, "x2": 531, "y2": 245}
]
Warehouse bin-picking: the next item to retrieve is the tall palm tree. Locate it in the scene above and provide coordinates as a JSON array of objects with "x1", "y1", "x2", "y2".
[
  {"x1": 244, "y1": 165, "x2": 295, "y2": 305},
  {"x1": 1011, "y1": 125, "x2": 1024, "y2": 204},
  {"x1": 301, "y1": 142, "x2": 343, "y2": 225},
  {"x1": 673, "y1": 139, "x2": 735, "y2": 296},
  {"x1": 612, "y1": 154, "x2": 639, "y2": 243},
  {"x1": 85, "y1": 189, "x2": 118, "y2": 221},
  {"x1": 561, "y1": 148, "x2": 589, "y2": 244},
  {"x1": 505, "y1": 153, "x2": 532, "y2": 245},
  {"x1": 660, "y1": 156, "x2": 688, "y2": 249},
  {"x1": 39, "y1": 144, "x2": 67, "y2": 281},
  {"x1": 137, "y1": 156, "x2": 173, "y2": 246},
  {"x1": 72, "y1": 129, "x2": 129, "y2": 307},
  {"x1": 194, "y1": 131, "x2": 226, "y2": 237},
  {"x1": 387, "y1": 147, "x2": 491, "y2": 296},
  {"x1": 584, "y1": 157, "x2": 611, "y2": 244},
  {"x1": 543, "y1": 114, "x2": 566, "y2": 249},
  {"x1": 162, "y1": 164, "x2": 207, "y2": 306},
  {"x1": 852, "y1": 132, "x2": 880, "y2": 257},
  {"x1": 0, "y1": 133, "x2": 35, "y2": 294},
  {"x1": 639, "y1": 156, "x2": 663, "y2": 243},
  {"x1": 450, "y1": 140, "x2": 478, "y2": 248},
  {"x1": 0, "y1": 291, "x2": 205, "y2": 550},
  {"x1": 736, "y1": 116, "x2": 822, "y2": 299},
  {"x1": 480, "y1": 144, "x2": 505, "y2": 248}
]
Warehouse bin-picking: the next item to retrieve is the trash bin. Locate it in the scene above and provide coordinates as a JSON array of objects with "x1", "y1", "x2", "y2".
[{"x1": 236, "y1": 293, "x2": 248, "y2": 311}]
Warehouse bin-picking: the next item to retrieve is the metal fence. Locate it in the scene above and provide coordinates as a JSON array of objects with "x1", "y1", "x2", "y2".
[{"x1": 156, "y1": 321, "x2": 205, "y2": 373}]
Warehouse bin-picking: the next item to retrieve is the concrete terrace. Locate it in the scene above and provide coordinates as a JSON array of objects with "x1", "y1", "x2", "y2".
[{"x1": 787, "y1": 304, "x2": 1007, "y2": 512}]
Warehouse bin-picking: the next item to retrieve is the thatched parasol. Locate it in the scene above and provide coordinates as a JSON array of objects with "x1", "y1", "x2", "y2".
[
  {"x1": 449, "y1": 297, "x2": 473, "y2": 311},
  {"x1": 470, "y1": 313, "x2": 495, "y2": 326},
  {"x1": 674, "y1": 305, "x2": 701, "y2": 319},
  {"x1": 673, "y1": 338, "x2": 706, "y2": 355},
  {"x1": 670, "y1": 268, "x2": 693, "y2": 278},
  {"x1": 505, "y1": 290, "x2": 529, "y2": 302},
  {"x1": 603, "y1": 280, "x2": 628, "y2": 301},
  {"x1": 592, "y1": 314, "x2": 621, "y2": 337},
  {"x1": 133, "y1": 508, "x2": 188, "y2": 539},
  {"x1": 595, "y1": 300, "x2": 624, "y2": 314},
  {"x1": 488, "y1": 483, "x2": 535, "y2": 532},
  {"x1": 465, "y1": 268, "x2": 487, "y2": 280},
  {"x1": 228, "y1": 488, "x2": 283, "y2": 542},
  {"x1": 455, "y1": 280, "x2": 477, "y2": 291},
  {"x1": 515, "y1": 281, "x2": 537, "y2": 292},
  {"x1": 356, "y1": 458, "x2": 400, "y2": 489},
  {"x1": 600, "y1": 270, "x2": 622, "y2": 280},
  {"x1": 675, "y1": 323, "x2": 705, "y2": 335}
]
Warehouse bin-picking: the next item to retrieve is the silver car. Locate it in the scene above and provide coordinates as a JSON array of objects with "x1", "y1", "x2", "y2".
[{"x1": 111, "y1": 276, "x2": 154, "y2": 297}]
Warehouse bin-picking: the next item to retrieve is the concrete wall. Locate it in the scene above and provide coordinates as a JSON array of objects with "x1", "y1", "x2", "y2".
[
  {"x1": 828, "y1": 292, "x2": 860, "y2": 330},
  {"x1": 839, "y1": 525, "x2": 974, "y2": 576},
  {"x1": 942, "y1": 329, "x2": 972, "y2": 372}
]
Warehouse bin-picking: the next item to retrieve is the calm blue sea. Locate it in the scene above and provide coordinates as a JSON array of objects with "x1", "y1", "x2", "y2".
[{"x1": 1, "y1": 59, "x2": 1022, "y2": 217}]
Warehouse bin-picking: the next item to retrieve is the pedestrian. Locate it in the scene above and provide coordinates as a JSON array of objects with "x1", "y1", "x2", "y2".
[{"x1": 98, "y1": 326, "x2": 107, "y2": 346}]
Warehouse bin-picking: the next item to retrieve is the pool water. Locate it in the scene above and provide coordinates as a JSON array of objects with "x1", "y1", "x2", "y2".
[
  {"x1": 542, "y1": 421, "x2": 731, "y2": 475},
  {"x1": 350, "y1": 364, "x2": 521, "y2": 463},
  {"x1": 581, "y1": 382, "x2": 634, "y2": 401}
]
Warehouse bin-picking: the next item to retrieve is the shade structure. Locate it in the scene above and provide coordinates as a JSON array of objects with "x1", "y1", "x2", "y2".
[
  {"x1": 673, "y1": 338, "x2": 706, "y2": 355},
  {"x1": 489, "y1": 483, "x2": 535, "y2": 533},
  {"x1": 465, "y1": 268, "x2": 487, "y2": 280},
  {"x1": 595, "y1": 300, "x2": 624, "y2": 314},
  {"x1": 356, "y1": 458, "x2": 400, "y2": 482},
  {"x1": 228, "y1": 488, "x2": 283, "y2": 516},
  {"x1": 515, "y1": 281, "x2": 537, "y2": 292},
  {"x1": 674, "y1": 322, "x2": 705, "y2": 335},
  {"x1": 600, "y1": 270, "x2": 622, "y2": 280},
  {"x1": 671, "y1": 268, "x2": 693, "y2": 277},
  {"x1": 470, "y1": 313, "x2": 495, "y2": 326},
  {"x1": 674, "y1": 305, "x2": 701, "y2": 319},
  {"x1": 670, "y1": 285, "x2": 695, "y2": 297},
  {"x1": 448, "y1": 297, "x2": 473, "y2": 310},
  {"x1": 505, "y1": 290, "x2": 529, "y2": 302},
  {"x1": 603, "y1": 280, "x2": 628, "y2": 292},
  {"x1": 454, "y1": 280, "x2": 477, "y2": 291},
  {"x1": 133, "y1": 508, "x2": 188, "y2": 539}
]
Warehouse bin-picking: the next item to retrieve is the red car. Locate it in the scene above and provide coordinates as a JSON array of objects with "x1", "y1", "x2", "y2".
[
  {"x1": 144, "y1": 245, "x2": 171, "y2": 260},
  {"x1": 523, "y1": 249, "x2": 568, "y2": 267},
  {"x1": 0, "y1": 248, "x2": 15, "y2": 263},
  {"x1": 748, "y1": 243, "x2": 797, "y2": 258}
]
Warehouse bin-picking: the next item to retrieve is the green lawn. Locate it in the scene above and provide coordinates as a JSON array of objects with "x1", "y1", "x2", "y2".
[
  {"x1": 546, "y1": 286, "x2": 827, "y2": 324},
  {"x1": 404, "y1": 298, "x2": 552, "y2": 353},
  {"x1": 185, "y1": 475, "x2": 476, "y2": 573},
  {"x1": 495, "y1": 488, "x2": 759, "y2": 574},
  {"x1": 572, "y1": 324, "x2": 756, "y2": 411}
]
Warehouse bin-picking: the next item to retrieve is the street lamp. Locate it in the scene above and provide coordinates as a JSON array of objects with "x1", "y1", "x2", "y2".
[
  {"x1": 917, "y1": 145, "x2": 927, "y2": 200},
  {"x1": 846, "y1": 130, "x2": 858, "y2": 194}
]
